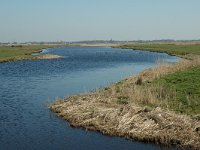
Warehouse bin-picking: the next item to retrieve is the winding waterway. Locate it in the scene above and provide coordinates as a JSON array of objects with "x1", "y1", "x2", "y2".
[{"x1": 0, "y1": 46, "x2": 178, "y2": 150}]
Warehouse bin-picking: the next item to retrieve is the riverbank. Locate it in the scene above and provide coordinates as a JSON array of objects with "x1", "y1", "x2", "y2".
[
  {"x1": 50, "y1": 44, "x2": 200, "y2": 149},
  {"x1": 115, "y1": 43, "x2": 200, "y2": 59},
  {"x1": 0, "y1": 45, "x2": 64, "y2": 63}
]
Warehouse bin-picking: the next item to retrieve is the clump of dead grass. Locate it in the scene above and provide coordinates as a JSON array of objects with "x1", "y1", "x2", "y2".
[{"x1": 51, "y1": 97, "x2": 200, "y2": 149}]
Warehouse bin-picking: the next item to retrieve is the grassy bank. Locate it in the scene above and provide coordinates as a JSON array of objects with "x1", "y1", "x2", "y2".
[
  {"x1": 116, "y1": 43, "x2": 200, "y2": 56},
  {"x1": 0, "y1": 45, "x2": 63, "y2": 63},
  {"x1": 116, "y1": 44, "x2": 200, "y2": 115},
  {"x1": 51, "y1": 43, "x2": 200, "y2": 149}
]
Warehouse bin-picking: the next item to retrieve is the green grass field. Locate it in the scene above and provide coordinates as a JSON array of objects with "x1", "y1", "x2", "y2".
[
  {"x1": 118, "y1": 43, "x2": 200, "y2": 56},
  {"x1": 0, "y1": 45, "x2": 59, "y2": 63},
  {"x1": 152, "y1": 66, "x2": 200, "y2": 115}
]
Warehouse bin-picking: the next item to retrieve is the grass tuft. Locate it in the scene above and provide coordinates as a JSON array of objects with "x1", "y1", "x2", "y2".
[{"x1": 117, "y1": 96, "x2": 129, "y2": 105}]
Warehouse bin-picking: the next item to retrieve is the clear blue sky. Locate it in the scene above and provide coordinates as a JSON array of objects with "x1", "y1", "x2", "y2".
[{"x1": 0, "y1": 0, "x2": 200, "y2": 42}]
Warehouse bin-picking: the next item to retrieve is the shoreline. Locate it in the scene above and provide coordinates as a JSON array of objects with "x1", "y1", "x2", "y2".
[
  {"x1": 0, "y1": 45, "x2": 65, "y2": 63},
  {"x1": 50, "y1": 45, "x2": 200, "y2": 149}
]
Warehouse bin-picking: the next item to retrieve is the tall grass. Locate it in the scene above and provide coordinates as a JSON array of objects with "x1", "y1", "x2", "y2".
[{"x1": 103, "y1": 56, "x2": 200, "y2": 115}]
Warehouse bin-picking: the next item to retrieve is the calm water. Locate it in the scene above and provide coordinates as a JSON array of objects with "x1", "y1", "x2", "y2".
[{"x1": 0, "y1": 46, "x2": 178, "y2": 150}]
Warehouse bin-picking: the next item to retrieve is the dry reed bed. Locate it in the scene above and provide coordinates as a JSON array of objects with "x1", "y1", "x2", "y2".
[
  {"x1": 36, "y1": 54, "x2": 64, "y2": 60},
  {"x1": 50, "y1": 57, "x2": 200, "y2": 149}
]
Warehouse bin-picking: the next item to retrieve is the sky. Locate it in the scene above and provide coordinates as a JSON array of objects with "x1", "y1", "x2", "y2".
[{"x1": 0, "y1": 0, "x2": 200, "y2": 42}]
